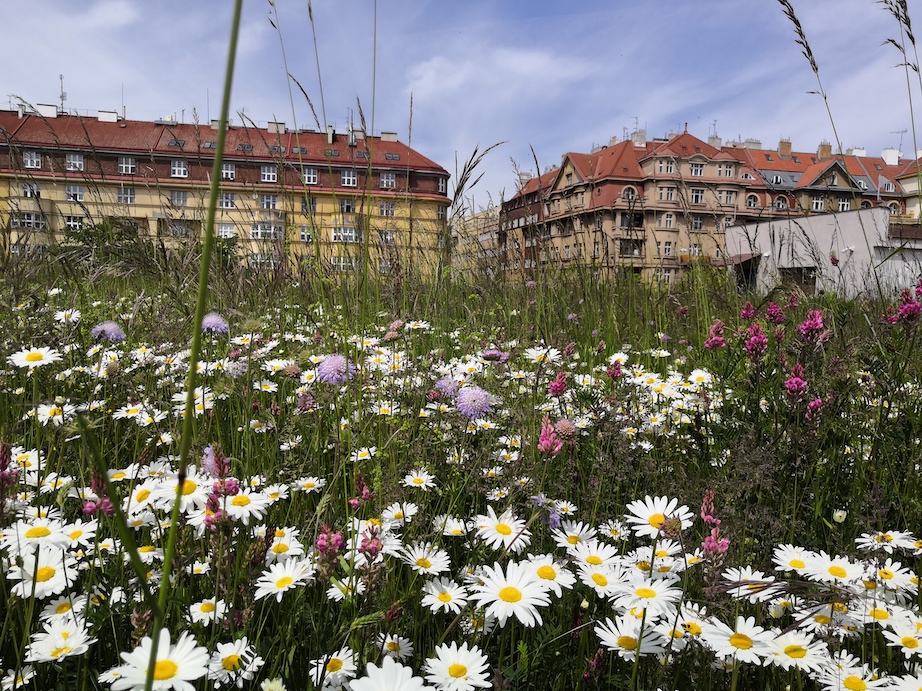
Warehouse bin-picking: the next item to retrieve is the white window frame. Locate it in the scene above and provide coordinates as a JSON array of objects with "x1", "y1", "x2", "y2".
[
  {"x1": 170, "y1": 190, "x2": 188, "y2": 207},
  {"x1": 746, "y1": 194, "x2": 758, "y2": 208},
  {"x1": 23, "y1": 151, "x2": 41, "y2": 169},
  {"x1": 217, "y1": 223, "x2": 236, "y2": 239},
  {"x1": 221, "y1": 163, "x2": 235, "y2": 181},
  {"x1": 23, "y1": 183, "x2": 40, "y2": 198},
  {"x1": 811, "y1": 196, "x2": 824, "y2": 212},
  {"x1": 218, "y1": 192, "x2": 236, "y2": 209},
  {"x1": 438, "y1": 177, "x2": 447, "y2": 194},
  {"x1": 379, "y1": 201, "x2": 395, "y2": 217},
  {"x1": 663, "y1": 240, "x2": 673, "y2": 256},
  {"x1": 250, "y1": 223, "x2": 284, "y2": 240},
  {"x1": 303, "y1": 167, "x2": 318, "y2": 185},
  {"x1": 299, "y1": 225, "x2": 312, "y2": 242},
  {"x1": 691, "y1": 215, "x2": 703, "y2": 231},
  {"x1": 775, "y1": 196, "x2": 788, "y2": 210},
  {"x1": 171, "y1": 160, "x2": 188, "y2": 178},
  {"x1": 170, "y1": 220, "x2": 192, "y2": 237},
  {"x1": 690, "y1": 162, "x2": 704, "y2": 177},
  {"x1": 838, "y1": 198, "x2": 851, "y2": 212},
  {"x1": 64, "y1": 215, "x2": 84, "y2": 230},
  {"x1": 65, "y1": 153, "x2": 84, "y2": 172},
  {"x1": 437, "y1": 207, "x2": 446, "y2": 221},
  {"x1": 691, "y1": 188, "x2": 704, "y2": 204},
  {"x1": 658, "y1": 159, "x2": 674, "y2": 174},
  {"x1": 261, "y1": 194, "x2": 277, "y2": 210},
  {"x1": 340, "y1": 199, "x2": 355, "y2": 214},
  {"x1": 65, "y1": 184, "x2": 83, "y2": 202},
  {"x1": 118, "y1": 157, "x2": 136, "y2": 175},
  {"x1": 117, "y1": 186, "x2": 135, "y2": 205},
  {"x1": 341, "y1": 169, "x2": 357, "y2": 187},
  {"x1": 381, "y1": 171, "x2": 396, "y2": 189},
  {"x1": 260, "y1": 165, "x2": 277, "y2": 183},
  {"x1": 332, "y1": 226, "x2": 360, "y2": 243},
  {"x1": 331, "y1": 255, "x2": 357, "y2": 272},
  {"x1": 663, "y1": 213, "x2": 674, "y2": 229},
  {"x1": 12, "y1": 212, "x2": 47, "y2": 229},
  {"x1": 378, "y1": 229, "x2": 396, "y2": 245}
]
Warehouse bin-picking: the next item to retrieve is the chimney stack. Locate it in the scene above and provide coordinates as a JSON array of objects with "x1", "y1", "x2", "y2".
[
  {"x1": 779, "y1": 138, "x2": 792, "y2": 159},
  {"x1": 818, "y1": 141, "x2": 832, "y2": 161},
  {"x1": 327, "y1": 125, "x2": 335, "y2": 145}
]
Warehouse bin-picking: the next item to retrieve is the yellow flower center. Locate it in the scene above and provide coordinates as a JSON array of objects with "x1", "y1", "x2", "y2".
[
  {"x1": 814, "y1": 615, "x2": 832, "y2": 625},
  {"x1": 438, "y1": 592, "x2": 452, "y2": 603},
  {"x1": 878, "y1": 569, "x2": 894, "y2": 580},
  {"x1": 448, "y1": 663, "x2": 467, "y2": 678},
  {"x1": 25, "y1": 352, "x2": 45, "y2": 362},
  {"x1": 222, "y1": 654, "x2": 242, "y2": 671},
  {"x1": 567, "y1": 535, "x2": 581, "y2": 545},
  {"x1": 231, "y1": 495, "x2": 251, "y2": 507},
  {"x1": 393, "y1": 512, "x2": 404, "y2": 520},
  {"x1": 536, "y1": 565, "x2": 556, "y2": 580},
  {"x1": 789, "y1": 558, "x2": 806, "y2": 569},
  {"x1": 153, "y1": 660, "x2": 178, "y2": 680},
  {"x1": 55, "y1": 602, "x2": 72, "y2": 614},
  {"x1": 200, "y1": 602, "x2": 216, "y2": 613},
  {"x1": 868, "y1": 608, "x2": 888, "y2": 621},
  {"x1": 617, "y1": 635, "x2": 637, "y2": 651},
  {"x1": 586, "y1": 555, "x2": 603, "y2": 566},
  {"x1": 415, "y1": 558, "x2": 432, "y2": 570},
  {"x1": 35, "y1": 566, "x2": 56, "y2": 582},
  {"x1": 139, "y1": 546, "x2": 156, "y2": 553},
  {"x1": 111, "y1": 472, "x2": 127, "y2": 479},
  {"x1": 827, "y1": 565, "x2": 847, "y2": 579},
  {"x1": 901, "y1": 636, "x2": 919, "y2": 649},
  {"x1": 25, "y1": 526, "x2": 51, "y2": 539},
  {"x1": 272, "y1": 543, "x2": 289, "y2": 553},
  {"x1": 386, "y1": 642, "x2": 400, "y2": 651},
  {"x1": 136, "y1": 489, "x2": 151, "y2": 502},
  {"x1": 648, "y1": 512, "x2": 666, "y2": 528},
  {"x1": 50, "y1": 646, "x2": 72, "y2": 658},
  {"x1": 636, "y1": 560, "x2": 651, "y2": 571},
  {"x1": 499, "y1": 586, "x2": 522, "y2": 603},
  {"x1": 592, "y1": 573, "x2": 608, "y2": 587},
  {"x1": 181, "y1": 480, "x2": 197, "y2": 496},
  {"x1": 495, "y1": 523, "x2": 512, "y2": 536},
  {"x1": 412, "y1": 478, "x2": 424, "y2": 485},
  {"x1": 326, "y1": 659, "x2": 343, "y2": 673},
  {"x1": 635, "y1": 587, "x2": 657, "y2": 599},
  {"x1": 843, "y1": 676, "x2": 867, "y2": 691},
  {"x1": 783, "y1": 644, "x2": 807, "y2": 658},
  {"x1": 682, "y1": 622, "x2": 702, "y2": 636},
  {"x1": 729, "y1": 633, "x2": 753, "y2": 650},
  {"x1": 275, "y1": 576, "x2": 294, "y2": 589}
]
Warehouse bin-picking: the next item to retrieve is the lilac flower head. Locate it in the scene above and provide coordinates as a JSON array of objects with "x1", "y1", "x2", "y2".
[
  {"x1": 201, "y1": 312, "x2": 229, "y2": 335},
  {"x1": 433, "y1": 377, "x2": 460, "y2": 398},
  {"x1": 316, "y1": 354, "x2": 355, "y2": 385},
  {"x1": 455, "y1": 385, "x2": 493, "y2": 420},
  {"x1": 91, "y1": 320, "x2": 125, "y2": 343}
]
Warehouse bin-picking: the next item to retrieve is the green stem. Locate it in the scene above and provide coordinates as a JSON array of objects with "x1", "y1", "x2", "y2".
[{"x1": 145, "y1": 2, "x2": 244, "y2": 690}]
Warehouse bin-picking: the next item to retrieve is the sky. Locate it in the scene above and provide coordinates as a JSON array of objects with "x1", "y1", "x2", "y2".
[{"x1": 2, "y1": 0, "x2": 920, "y2": 211}]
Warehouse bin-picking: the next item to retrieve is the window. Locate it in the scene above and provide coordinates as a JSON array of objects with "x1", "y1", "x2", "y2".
[
  {"x1": 170, "y1": 221, "x2": 192, "y2": 237},
  {"x1": 331, "y1": 255, "x2": 357, "y2": 272},
  {"x1": 379, "y1": 201, "x2": 395, "y2": 217},
  {"x1": 202, "y1": 142, "x2": 217, "y2": 149},
  {"x1": 889, "y1": 203, "x2": 900, "y2": 215},
  {"x1": 118, "y1": 157, "x2": 136, "y2": 175},
  {"x1": 838, "y1": 198, "x2": 851, "y2": 212},
  {"x1": 302, "y1": 195, "x2": 316, "y2": 215},
  {"x1": 746, "y1": 194, "x2": 758, "y2": 208},
  {"x1": 23, "y1": 151, "x2": 41, "y2": 169},
  {"x1": 437, "y1": 207, "x2": 446, "y2": 221},
  {"x1": 261, "y1": 194, "x2": 277, "y2": 210},
  {"x1": 340, "y1": 199, "x2": 354, "y2": 214},
  {"x1": 718, "y1": 190, "x2": 735, "y2": 205},
  {"x1": 65, "y1": 153, "x2": 84, "y2": 171},
  {"x1": 23, "y1": 183, "x2": 40, "y2": 198},
  {"x1": 658, "y1": 159, "x2": 674, "y2": 174},
  {"x1": 771, "y1": 174, "x2": 783, "y2": 185},
  {"x1": 303, "y1": 167, "x2": 318, "y2": 185},
  {"x1": 341, "y1": 170, "x2": 357, "y2": 187},
  {"x1": 117, "y1": 186, "x2": 135, "y2": 205},
  {"x1": 662, "y1": 213, "x2": 674, "y2": 229},
  {"x1": 438, "y1": 177, "x2": 447, "y2": 194},
  {"x1": 378, "y1": 258, "x2": 393, "y2": 274},
  {"x1": 260, "y1": 165, "x2": 277, "y2": 183},
  {"x1": 691, "y1": 215, "x2": 703, "y2": 231},
  {"x1": 381, "y1": 172, "x2": 396, "y2": 189},
  {"x1": 593, "y1": 241, "x2": 600, "y2": 258},
  {"x1": 270, "y1": 145, "x2": 286, "y2": 154},
  {"x1": 379, "y1": 229, "x2": 396, "y2": 245},
  {"x1": 171, "y1": 160, "x2": 188, "y2": 178},
  {"x1": 65, "y1": 185, "x2": 83, "y2": 202},
  {"x1": 325, "y1": 148, "x2": 340, "y2": 157},
  {"x1": 619, "y1": 239, "x2": 644, "y2": 257},
  {"x1": 690, "y1": 242, "x2": 702, "y2": 257},
  {"x1": 64, "y1": 215, "x2": 84, "y2": 230},
  {"x1": 622, "y1": 187, "x2": 636, "y2": 201},
  {"x1": 332, "y1": 226, "x2": 360, "y2": 243},
  {"x1": 658, "y1": 186, "x2": 675, "y2": 201},
  {"x1": 218, "y1": 192, "x2": 236, "y2": 209},
  {"x1": 385, "y1": 153, "x2": 400, "y2": 161},
  {"x1": 691, "y1": 188, "x2": 705, "y2": 204},
  {"x1": 236, "y1": 143, "x2": 253, "y2": 152},
  {"x1": 249, "y1": 223, "x2": 283, "y2": 240},
  {"x1": 663, "y1": 240, "x2": 673, "y2": 256},
  {"x1": 656, "y1": 268, "x2": 673, "y2": 283},
  {"x1": 217, "y1": 223, "x2": 236, "y2": 239},
  {"x1": 718, "y1": 163, "x2": 734, "y2": 178},
  {"x1": 299, "y1": 226, "x2": 312, "y2": 242},
  {"x1": 775, "y1": 196, "x2": 788, "y2": 210},
  {"x1": 620, "y1": 212, "x2": 643, "y2": 228},
  {"x1": 565, "y1": 173, "x2": 573, "y2": 186},
  {"x1": 221, "y1": 163, "x2": 235, "y2": 181},
  {"x1": 11, "y1": 212, "x2": 47, "y2": 229},
  {"x1": 168, "y1": 139, "x2": 185, "y2": 148},
  {"x1": 811, "y1": 196, "x2": 824, "y2": 212},
  {"x1": 884, "y1": 181, "x2": 895, "y2": 193},
  {"x1": 170, "y1": 190, "x2": 188, "y2": 207},
  {"x1": 690, "y1": 162, "x2": 704, "y2": 177}
]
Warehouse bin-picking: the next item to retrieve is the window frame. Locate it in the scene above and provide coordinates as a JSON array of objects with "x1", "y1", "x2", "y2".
[
  {"x1": 341, "y1": 169, "x2": 357, "y2": 187},
  {"x1": 118, "y1": 156, "x2": 136, "y2": 175},
  {"x1": 170, "y1": 160, "x2": 188, "y2": 178},
  {"x1": 260, "y1": 165, "x2": 278, "y2": 183}
]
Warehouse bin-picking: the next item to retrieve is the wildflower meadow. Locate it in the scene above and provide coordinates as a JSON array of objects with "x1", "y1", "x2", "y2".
[{"x1": 1, "y1": 258, "x2": 922, "y2": 691}]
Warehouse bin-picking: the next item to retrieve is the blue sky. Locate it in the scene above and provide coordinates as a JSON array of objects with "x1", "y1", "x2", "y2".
[{"x1": 2, "y1": 1, "x2": 919, "y2": 210}]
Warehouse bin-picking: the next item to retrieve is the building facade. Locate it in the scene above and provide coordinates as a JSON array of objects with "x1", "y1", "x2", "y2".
[
  {"x1": 498, "y1": 129, "x2": 918, "y2": 283},
  {"x1": 1, "y1": 104, "x2": 450, "y2": 274}
]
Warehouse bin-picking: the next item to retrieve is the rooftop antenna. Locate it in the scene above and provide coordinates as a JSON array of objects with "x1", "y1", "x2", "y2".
[
  {"x1": 632, "y1": 116, "x2": 639, "y2": 133},
  {"x1": 891, "y1": 129, "x2": 907, "y2": 151},
  {"x1": 710, "y1": 120, "x2": 718, "y2": 137},
  {"x1": 59, "y1": 74, "x2": 67, "y2": 113}
]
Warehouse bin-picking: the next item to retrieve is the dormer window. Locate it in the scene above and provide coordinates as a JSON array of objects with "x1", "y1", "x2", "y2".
[{"x1": 771, "y1": 175, "x2": 783, "y2": 185}]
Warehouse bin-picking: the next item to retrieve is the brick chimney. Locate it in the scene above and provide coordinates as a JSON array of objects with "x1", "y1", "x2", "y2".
[
  {"x1": 817, "y1": 141, "x2": 832, "y2": 161},
  {"x1": 778, "y1": 138, "x2": 792, "y2": 159}
]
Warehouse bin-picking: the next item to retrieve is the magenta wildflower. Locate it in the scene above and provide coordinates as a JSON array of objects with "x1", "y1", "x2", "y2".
[
  {"x1": 797, "y1": 309, "x2": 826, "y2": 341},
  {"x1": 898, "y1": 288, "x2": 921, "y2": 322},
  {"x1": 740, "y1": 302, "x2": 755, "y2": 320},
  {"x1": 537, "y1": 416, "x2": 563, "y2": 458},
  {"x1": 548, "y1": 371, "x2": 568, "y2": 397},
  {"x1": 744, "y1": 323, "x2": 768, "y2": 364},
  {"x1": 784, "y1": 363, "x2": 808, "y2": 403},
  {"x1": 703, "y1": 320, "x2": 726, "y2": 349},
  {"x1": 765, "y1": 302, "x2": 785, "y2": 325},
  {"x1": 806, "y1": 397, "x2": 823, "y2": 421}
]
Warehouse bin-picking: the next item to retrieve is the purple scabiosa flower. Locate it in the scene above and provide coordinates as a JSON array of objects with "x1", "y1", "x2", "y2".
[
  {"x1": 433, "y1": 377, "x2": 459, "y2": 398},
  {"x1": 316, "y1": 354, "x2": 355, "y2": 385},
  {"x1": 91, "y1": 320, "x2": 125, "y2": 343},
  {"x1": 201, "y1": 312, "x2": 229, "y2": 334},
  {"x1": 455, "y1": 385, "x2": 493, "y2": 420}
]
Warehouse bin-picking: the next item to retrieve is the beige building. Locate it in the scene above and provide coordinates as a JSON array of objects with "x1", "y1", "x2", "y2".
[{"x1": 1, "y1": 104, "x2": 450, "y2": 274}]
